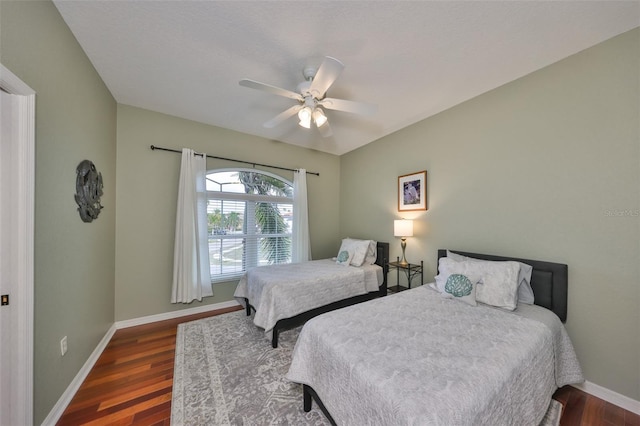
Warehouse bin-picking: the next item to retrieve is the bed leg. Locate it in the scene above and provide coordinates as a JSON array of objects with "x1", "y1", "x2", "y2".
[
  {"x1": 303, "y1": 384, "x2": 337, "y2": 425},
  {"x1": 244, "y1": 299, "x2": 251, "y2": 316},
  {"x1": 272, "y1": 328, "x2": 279, "y2": 348},
  {"x1": 303, "y1": 385, "x2": 312, "y2": 412}
]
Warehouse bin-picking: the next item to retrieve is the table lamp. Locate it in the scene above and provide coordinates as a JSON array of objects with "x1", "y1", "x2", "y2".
[{"x1": 394, "y1": 219, "x2": 414, "y2": 266}]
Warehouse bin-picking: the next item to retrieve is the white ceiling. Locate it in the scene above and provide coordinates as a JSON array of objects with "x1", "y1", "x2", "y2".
[{"x1": 53, "y1": 1, "x2": 639, "y2": 156}]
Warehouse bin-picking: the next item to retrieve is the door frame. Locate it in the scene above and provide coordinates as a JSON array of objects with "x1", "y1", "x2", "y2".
[{"x1": 0, "y1": 63, "x2": 35, "y2": 426}]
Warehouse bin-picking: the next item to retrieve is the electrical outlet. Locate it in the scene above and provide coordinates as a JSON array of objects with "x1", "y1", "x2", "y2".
[{"x1": 60, "y1": 336, "x2": 67, "y2": 356}]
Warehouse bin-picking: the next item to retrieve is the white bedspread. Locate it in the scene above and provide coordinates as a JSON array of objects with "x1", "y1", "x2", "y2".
[
  {"x1": 286, "y1": 286, "x2": 583, "y2": 426},
  {"x1": 234, "y1": 259, "x2": 382, "y2": 339}
]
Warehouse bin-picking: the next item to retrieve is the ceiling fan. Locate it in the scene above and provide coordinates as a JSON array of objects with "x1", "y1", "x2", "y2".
[{"x1": 239, "y1": 56, "x2": 376, "y2": 137}]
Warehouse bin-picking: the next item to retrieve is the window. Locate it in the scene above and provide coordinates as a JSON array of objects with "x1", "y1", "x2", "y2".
[{"x1": 206, "y1": 169, "x2": 293, "y2": 282}]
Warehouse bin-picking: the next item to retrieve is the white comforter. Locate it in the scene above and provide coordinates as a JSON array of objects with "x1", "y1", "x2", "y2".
[
  {"x1": 286, "y1": 286, "x2": 583, "y2": 426},
  {"x1": 234, "y1": 259, "x2": 382, "y2": 339}
]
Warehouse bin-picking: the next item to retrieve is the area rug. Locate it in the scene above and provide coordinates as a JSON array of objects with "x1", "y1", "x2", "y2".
[
  {"x1": 171, "y1": 310, "x2": 329, "y2": 425},
  {"x1": 171, "y1": 310, "x2": 563, "y2": 426}
]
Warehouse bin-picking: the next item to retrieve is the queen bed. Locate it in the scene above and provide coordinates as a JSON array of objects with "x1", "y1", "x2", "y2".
[
  {"x1": 286, "y1": 249, "x2": 584, "y2": 425},
  {"x1": 234, "y1": 239, "x2": 389, "y2": 347}
]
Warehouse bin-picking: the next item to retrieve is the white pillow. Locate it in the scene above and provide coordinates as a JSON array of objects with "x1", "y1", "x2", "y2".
[
  {"x1": 365, "y1": 240, "x2": 378, "y2": 264},
  {"x1": 338, "y1": 239, "x2": 369, "y2": 266},
  {"x1": 343, "y1": 238, "x2": 377, "y2": 265},
  {"x1": 435, "y1": 257, "x2": 520, "y2": 311},
  {"x1": 515, "y1": 263, "x2": 534, "y2": 304},
  {"x1": 446, "y1": 250, "x2": 535, "y2": 304},
  {"x1": 440, "y1": 273, "x2": 481, "y2": 306}
]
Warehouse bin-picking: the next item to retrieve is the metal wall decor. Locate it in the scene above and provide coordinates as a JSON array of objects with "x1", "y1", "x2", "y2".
[{"x1": 74, "y1": 159, "x2": 103, "y2": 222}]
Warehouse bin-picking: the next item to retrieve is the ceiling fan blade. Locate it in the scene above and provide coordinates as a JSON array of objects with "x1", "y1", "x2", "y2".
[
  {"x1": 264, "y1": 104, "x2": 302, "y2": 128},
  {"x1": 308, "y1": 56, "x2": 344, "y2": 98},
  {"x1": 319, "y1": 97, "x2": 377, "y2": 116},
  {"x1": 317, "y1": 120, "x2": 333, "y2": 138},
  {"x1": 239, "y1": 79, "x2": 303, "y2": 102}
]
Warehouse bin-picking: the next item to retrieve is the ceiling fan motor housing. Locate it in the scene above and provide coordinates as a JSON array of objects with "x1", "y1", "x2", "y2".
[{"x1": 297, "y1": 80, "x2": 313, "y2": 98}]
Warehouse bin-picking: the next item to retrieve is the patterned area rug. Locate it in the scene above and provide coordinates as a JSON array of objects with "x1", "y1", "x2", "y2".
[
  {"x1": 171, "y1": 310, "x2": 563, "y2": 425},
  {"x1": 171, "y1": 310, "x2": 329, "y2": 425}
]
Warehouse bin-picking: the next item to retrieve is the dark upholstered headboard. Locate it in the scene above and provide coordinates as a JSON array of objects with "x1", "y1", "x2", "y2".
[{"x1": 437, "y1": 249, "x2": 568, "y2": 322}]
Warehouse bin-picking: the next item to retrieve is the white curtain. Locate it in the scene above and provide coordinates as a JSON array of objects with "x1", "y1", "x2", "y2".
[
  {"x1": 292, "y1": 169, "x2": 311, "y2": 262},
  {"x1": 171, "y1": 148, "x2": 213, "y2": 303}
]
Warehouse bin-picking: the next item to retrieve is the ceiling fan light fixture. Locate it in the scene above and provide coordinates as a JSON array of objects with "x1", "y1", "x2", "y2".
[
  {"x1": 298, "y1": 106, "x2": 312, "y2": 128},
  {"x1": 312, "y1": 107, "x2": 328, "y2": 127},
  {"x1": 298, "y1": 118, "x2": 311, "y2": 129}
]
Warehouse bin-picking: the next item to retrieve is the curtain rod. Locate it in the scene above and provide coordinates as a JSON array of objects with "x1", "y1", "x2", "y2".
[{"x1": 150, "y1": 145, "x2": 319, "y2": 176}]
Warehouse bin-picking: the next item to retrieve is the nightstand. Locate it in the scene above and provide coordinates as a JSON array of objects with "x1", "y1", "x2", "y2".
[{"x1": 387, "y1": 258, "x2": 423, "y2": 293}]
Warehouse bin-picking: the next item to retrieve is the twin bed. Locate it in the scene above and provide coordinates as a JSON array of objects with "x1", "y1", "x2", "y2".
[
  {"x1": 285, "y1": 249, "x2": 584, "y2": 425},
  {"x1": 234, "y1": 239, "x2": 389, "y2": 347}
]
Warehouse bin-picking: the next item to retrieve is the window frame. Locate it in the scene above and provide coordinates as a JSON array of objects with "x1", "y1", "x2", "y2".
[{"x1": 206, "y1": 168, "x2": 294, "y2": 283}]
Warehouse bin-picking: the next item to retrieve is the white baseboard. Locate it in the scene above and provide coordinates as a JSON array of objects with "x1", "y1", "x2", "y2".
[
  {"x1": 115, "y1": 299, "x2": 241, "y2": 329},
  {"x1": 572, "y1": 381, "x2": 640, "y2": 415},
  {"x1": 40, "y1": 323, "x2": 117, "y2": 426},
  {"x1": 41, "y1": 299, "x2": 241, "y2": 426}
]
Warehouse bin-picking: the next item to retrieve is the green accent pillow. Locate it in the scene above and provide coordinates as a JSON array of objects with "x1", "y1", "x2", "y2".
[{"x1": 336, "y1": 250, "x2": 353, "y2": 266}]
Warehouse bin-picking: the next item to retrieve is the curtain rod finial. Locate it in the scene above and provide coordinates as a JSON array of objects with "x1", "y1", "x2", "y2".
[{"x1": 150, "y1": 145, "x2": 156, "y2": 150}]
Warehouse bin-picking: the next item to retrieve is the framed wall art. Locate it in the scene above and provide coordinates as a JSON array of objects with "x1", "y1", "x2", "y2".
[{"x1": 398, "y1": 170, "x2": 427, "y2": 211}]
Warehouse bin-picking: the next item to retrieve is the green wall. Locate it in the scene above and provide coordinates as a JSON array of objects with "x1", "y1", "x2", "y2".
[
  {"x1": 340, "y1": 28, "x2": 640, "y2": 400},
  {"x1": 0, "y1": 1, "x2": 117, "y2": 423},
  {"x1": 115, "y1": 105, "x2": 341, "y2": 321}
]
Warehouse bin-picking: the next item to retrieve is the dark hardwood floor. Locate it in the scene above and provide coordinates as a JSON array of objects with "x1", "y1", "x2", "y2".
[
  {"x1": 554, "y1": 386, "x2": 639, "y2": 426},
  {"x1": 57, "y1": 306, "x2": 640, "y2": 425}
]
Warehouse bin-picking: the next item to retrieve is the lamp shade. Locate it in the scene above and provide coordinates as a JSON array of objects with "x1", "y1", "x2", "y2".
[
  {"x1": 394, "y1": 219, "x2": 413, "y2": 237},
  {"x1": 312, "y1": 107, "x2": 328, "y2": 127},
  {"x1": 298, "y1": 106, "x2": 312, "y2": 128}
]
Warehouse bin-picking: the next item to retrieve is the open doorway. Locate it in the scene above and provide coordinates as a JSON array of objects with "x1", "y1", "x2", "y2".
[{"x1": 0, "y1": 63, "x2": 36, "y2": 426}]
